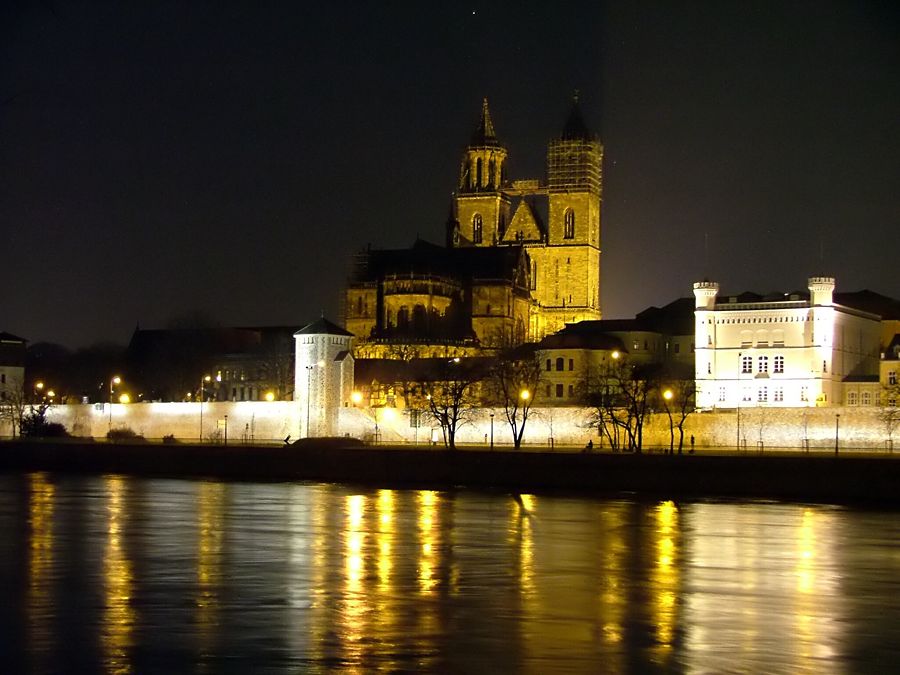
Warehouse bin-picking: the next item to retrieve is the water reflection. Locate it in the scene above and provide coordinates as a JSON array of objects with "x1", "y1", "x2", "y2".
[
  {"x1": 3, "y1": 475, "x2": 899, "y2": 673},
  {"x1": 102, "y1": 476, "x2": 133, "y2": 675},
  {"x1": 28, "y1": 473, "x2": 54, "y2": 673}
]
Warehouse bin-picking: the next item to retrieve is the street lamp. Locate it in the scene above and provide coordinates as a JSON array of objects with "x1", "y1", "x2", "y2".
[
  {"x1": 520, "y1": 389, "x2": 530, "y2": 401},
  {"x1": 490, "y1": 412, "x2": 494, "y2": 449},
  {"x1": 265, "y1": 391, "x2": 275, "y2": 402},
  {"x1": 109, "y1": 375, "x2": 121, "y2": 431},
  {"x1": 835, "y1": 413, "x2": 840, "y2": 456},
  {"x1": 663, "y1": 388, "x2": 674, "y2": 454},
  {"x1": 199, "y1": 374, "x2": 212, "y2": 443}
]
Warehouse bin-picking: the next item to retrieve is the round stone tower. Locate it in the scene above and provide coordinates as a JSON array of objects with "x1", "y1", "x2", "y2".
[{"x1": 294, "y1": 317, "x2": 354, "y2": 438}]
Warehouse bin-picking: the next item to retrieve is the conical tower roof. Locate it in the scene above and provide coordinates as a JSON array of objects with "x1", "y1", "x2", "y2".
[
  {"x1": 560, "y1": 92, "x2": 593, "y2": 140},
  {"x1": 470, "y1": 97, "x2": 501, "y2": 146}
]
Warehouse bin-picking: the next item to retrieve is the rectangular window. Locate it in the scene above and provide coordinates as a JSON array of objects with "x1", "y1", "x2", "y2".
[
  {"x1": 758, "y1": 356, "x2": 768, "y2": 373},
  {"x1": 555, "y1": 384, "x2": 564, "y2": 398},
  {"x1": 774, "y1": 387, "x2": 784, "y2": 402},
  {"x1": 568, "y1": 358, "x2": 574, "y2": 371},
  {"x1": 848, "y1": 392, "x2": 858, "y2": 406},
  {"x1": 823, "y1": 360, "x2": 827, "y2": 373},
  {"x1": 800, "y1": 386, "x2": 808, "y2": 402},
  {"x1": 890, "y1": 371, "x2": 897, "y2": 386},
  {"x1": 773, "y1": 356, "x2": 784, "y2": 374},
  {"x1": 758, "y1": 387, "x2": 768, "y2": 403},
  {"x1": 545, "y1": 384, "x2": 552, "y2": 398},
  {"x1": 546, "y1": 359, "x2": 551, "y2": 372},
  {"x1": 862, "y1": 392, "x2": 872, "y2": 406},
  {"x1": 0, "y1": 374, "x2": 4, "y2": 384},
  {"x1": 741, "y1": 356, "x2": 752, "y2": 374},
  {"x1": 673, "y1": 343, "x2": 680, "y2": 354},
  {"x1": 742, "y1": 387, "x2": 752, "y2": 402},
  {"x1": 718, "y1": 387, "x2": 726, "y2": 402}
]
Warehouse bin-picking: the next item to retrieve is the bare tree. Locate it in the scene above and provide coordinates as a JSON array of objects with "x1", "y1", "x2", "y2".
[
  {"x1": 660, "y1": 378, "x2": 696, "y2": 454},
  {"x1": 881, "y1": 382, "x2": 900, "y2": 451},
  {"x1": 485, "y1": 347, "x2": 543, "y2": 448},
  {"x1": 411, "y1": 358, "x2": 485, "y2": 449},
  {"x1": 583, "y1": 360, "x2": 658, "y2": 453},
  {"x1": 0, "y1": 376, "x2": 26, "y2": 437}
]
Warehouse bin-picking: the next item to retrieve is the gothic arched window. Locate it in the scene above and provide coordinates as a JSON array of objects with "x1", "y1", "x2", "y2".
[
  {"x1": 473, "y1": 214, "x2": 483, "y2": 244},
  {"x1": 564, "y1": 208, "x2": 575, "y2": 239},
  {"x1": 475, "y1": 158, "x2": 483, "y2": 189}
]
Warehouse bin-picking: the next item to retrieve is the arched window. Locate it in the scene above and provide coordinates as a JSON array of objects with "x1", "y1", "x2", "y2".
[
  {"x1": 473, "y1": 214, "x2": 483, "y2": 243},
  {"x1": 475, "y1": 158, "x2": 483, "y2": 189},
  {"x1": 556, "y1": 357, "x2": 564, "y2": 371},
  {"x1": 564, "y1": 208, "x2": 575, "y2": 239},
  {"x1": 531, "y1": 260, "x2": 537, "y2": 290}
]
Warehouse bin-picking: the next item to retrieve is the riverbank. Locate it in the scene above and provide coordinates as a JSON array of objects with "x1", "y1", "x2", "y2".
[{"x1": 1, "y1": 439, "x2": 899, "y2": 505}]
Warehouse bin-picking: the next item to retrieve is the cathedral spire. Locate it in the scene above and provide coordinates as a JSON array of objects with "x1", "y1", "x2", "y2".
[
  {"x1": 560, "y1": 90, "x2": 593, "y2": 140},
  {"x1": 470, "y1": 97, "x2": 500, "y2": 146}
]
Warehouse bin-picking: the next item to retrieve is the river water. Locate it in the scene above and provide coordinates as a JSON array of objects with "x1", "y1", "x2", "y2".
[{"x1": 0, "y1": 473, "x2": 898, "y2": 673}]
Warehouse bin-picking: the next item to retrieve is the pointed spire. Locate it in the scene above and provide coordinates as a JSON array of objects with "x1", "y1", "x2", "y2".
[
  {"x1": 470, "y1": 97, "x2": 500, "y2": 146},
  {"x1": 561, "y1": 90, "x2": 593, "y2": 140}
]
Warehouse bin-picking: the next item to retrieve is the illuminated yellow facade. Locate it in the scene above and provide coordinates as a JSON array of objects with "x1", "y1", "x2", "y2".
[{"x1": 344, "y1": 96, "x2": 602, "y2": 357}]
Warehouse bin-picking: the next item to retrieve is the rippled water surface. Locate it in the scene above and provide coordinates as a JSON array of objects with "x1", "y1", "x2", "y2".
[{"x1": 1, "y1": 473, "x2": 899, "y2": 673}]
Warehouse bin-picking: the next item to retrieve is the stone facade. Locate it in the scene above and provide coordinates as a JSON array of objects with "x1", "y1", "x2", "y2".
[{"x1": 294, "y1": 318, "x2": 354, "y2": 438}]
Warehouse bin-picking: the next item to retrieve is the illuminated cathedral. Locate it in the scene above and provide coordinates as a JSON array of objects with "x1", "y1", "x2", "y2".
[{"x1": 344, "y1": 96, "x2": 603, "y2": 357}]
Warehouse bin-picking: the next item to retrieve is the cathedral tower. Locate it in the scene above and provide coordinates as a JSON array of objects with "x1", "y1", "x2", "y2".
[
  {"x1": 451, "y1": 99, "x2": 512, "y2": 247},
  {"x1": 521, "y1": 95, "x2": 603, "y2": 335}
]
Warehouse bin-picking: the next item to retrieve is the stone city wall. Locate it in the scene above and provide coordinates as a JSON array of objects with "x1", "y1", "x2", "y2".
[{"x1": 2, "y1": 402, "x2": 892, "y2": 451}]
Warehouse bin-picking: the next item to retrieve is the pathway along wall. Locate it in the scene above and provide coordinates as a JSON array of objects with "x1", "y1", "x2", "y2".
[{"x1": 0, "y1": 402, "x2": 894, "y2": 451}]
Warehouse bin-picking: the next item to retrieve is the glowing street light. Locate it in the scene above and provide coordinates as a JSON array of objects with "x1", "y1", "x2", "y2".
[
  {"x1": 265, "y1": 391, "x2": 276, "y2": 402},
  {"x1": 351, "y1": 390, "x2": 363, "y2": 406},
  {"x1": 662, "y1": 388, "x2": 674, "y2": 454},
  {"x1": 199, "y1": 374, "x2": 212, "y2": 443},
  {"x1": 109, "y1": 375, "x2": 121, "y2": 431},
  {"x1": 520, "y1": 389, "x2": 530, "y2": 401},
  {"x1": 118, "y1": 393, "x2": 130, "y2": 404}
]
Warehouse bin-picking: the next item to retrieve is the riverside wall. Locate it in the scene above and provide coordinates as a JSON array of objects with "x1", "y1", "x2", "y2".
[{"x1": 1, "y1": 402, "x2": 895, "y2": 451}]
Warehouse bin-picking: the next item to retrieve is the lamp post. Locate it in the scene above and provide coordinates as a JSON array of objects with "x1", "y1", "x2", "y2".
[
  {"x1": 835, "y1": 413, "x2": 840, "y2": 456},
  {"x1": 109, "y1": 375, "x2": 121, "y2": 432},
  {"x1": 663, "y1": 388, "x2": 674, "y2": 454},
  {"x1": 199, "y1": 374, "x2": 211, "y2": 443},
  {"x1": 490, "y1": 412, "x2": 494, "y2": 449}
]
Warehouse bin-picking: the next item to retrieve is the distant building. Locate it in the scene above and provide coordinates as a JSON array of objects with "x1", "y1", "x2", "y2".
[
  {"x1": 693, "y1": 277, "x2": 898, "y2": 409},
  {"x1": 535, "y1": 298, "x2": 695, "y2": 405},
  {"x1": 0, "y1": 332, "x2": 27, "y2": 401}
]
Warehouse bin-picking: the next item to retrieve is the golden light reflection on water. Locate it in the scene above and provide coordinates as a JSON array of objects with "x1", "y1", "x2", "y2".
[
  {"x1": 102, "y1": 476, "x2": 134, "y2": 675},
  {"x1": 196, "y1": 481, "x2": 224, "y2": 664},
  {"x1": 28, "y1": 473, "x2": 54, "y2": 671},
  {"x1": 417, "y1": 490, "x2": 440, "y2": 596},
  {"x1": 683, "y1": 504, "x2": 844, "y2": 672},
  {"x1": 341, "y1": 494, "x2": 368, "y2": 672},
  {"x1": 376, "y1": 489, "x2": 394, "y2": 590},
  {"x1": 652, "y1": 500, "x2": 679, "y2": 659}
]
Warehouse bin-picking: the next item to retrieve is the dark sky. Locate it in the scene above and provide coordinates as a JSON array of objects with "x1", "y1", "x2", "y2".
[{"x1": 2, "y1": 1, "x2": 898, "y2": 348}]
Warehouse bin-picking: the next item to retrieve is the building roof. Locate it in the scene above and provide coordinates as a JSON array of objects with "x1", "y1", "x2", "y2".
[
  {"x1": 469, "y1": 98, "x2": 501, "y2": 147},
  {"x1": 714, "y1": 288, "x2": 900, "y2": 319},
  {"x1": 559, "y1": 93, "x2": 593, "y2": 141},
  {"x1": 352, "y1": 239, "x2": 528, "y2": 285},
  {"x1": 295, "y1": 317, "x2": 353, "y2": 337},
  {"x1": 0, "y1": 332, "x2": 26, "y2": 343},
  {"x1": 557, "y1": 297, "x2": 694, "y2": 338}
]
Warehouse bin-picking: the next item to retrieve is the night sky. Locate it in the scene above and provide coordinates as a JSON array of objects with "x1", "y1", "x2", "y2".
[{"x1": 2, "y1": 1, "x2": 898, "y2": 348}]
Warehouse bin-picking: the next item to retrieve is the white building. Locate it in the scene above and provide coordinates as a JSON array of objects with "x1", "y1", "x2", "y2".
[
  {"x1": 294, "y1": 318, "x2": 355, "y2": 437},
  {"x1": 694, "y1": 277, "x2": 881, "y2": 410}
]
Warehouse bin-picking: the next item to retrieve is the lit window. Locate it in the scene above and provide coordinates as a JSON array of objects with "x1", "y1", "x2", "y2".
[
  {"x1": 848, "y1": 392, "x2": 858, "y2": 406},
  {"x1": 758, "y1": 356, "x2": 768, "y2": 373},
  {"x1": 564, "y1": 208, "x2": 575, "y2": 239},
  {"x1": 741, "y1": 356, "x2": 752, "y2": 374},
  {"x1": 774, "y1": 356, "x2": 784, "y2": 374},
  {"x1": 862, "y1": 391, "x2": 872, "y2": 406}
]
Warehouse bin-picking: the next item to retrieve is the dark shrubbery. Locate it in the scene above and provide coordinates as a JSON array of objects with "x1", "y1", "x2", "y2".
[
  {"x1": 162, "y1": 434, "x2": 178, "y2": 444},
  {"x1": 20, "y1": 405, "x2": 70, "y2": 438},
  {"x1": 107, "y1": 427, "x2": 145, "y2": 442}
]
